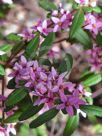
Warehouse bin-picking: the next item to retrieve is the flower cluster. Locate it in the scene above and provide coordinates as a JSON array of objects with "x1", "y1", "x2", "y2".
[
  {"x1": 21, "y1": 4, "x2": 72, "y2": 40},
  {"x1": 86, "y1": 45, "x2": 102, "y2": 72},
  {"x1": 84, "y1": 13, "x2": 102, "y2": 35},
  {"x1": 75, "y1": 0, "x2": 97, "y2": 7},
  {"x1": 18, "y1": 28, "x2": 34, "y2": 41},
  {"x1": 10, "y1": 56, "x2": 91, "y2": 116},
  {"x1": 0, "y1": 124, "x2": 16, "y2": 136},
  {"x1": 19, "y1": 2, "x2": 102, "y2": 43}
]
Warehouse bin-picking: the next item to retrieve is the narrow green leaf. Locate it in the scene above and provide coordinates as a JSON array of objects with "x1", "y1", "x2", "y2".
[
  {"x1": 65, "y1": 53, "x2": 73, "y2": 72},
  {"x1": 96, "y1": 32, "x2": 102, "y2": 46},
  {"x1": 82, "y1": 73, "x2": 102, "y2": 87},
  {"x1": 17, "y1": 95, "x2": 33, "y2": 112},
  {"x1": 5, "y1": 88, "x2": 27, "y2": 106},
  {"x1": 4, "y1": 111, "x2": 22, "y2": 123},
  {"x1": 30, "y1": 108, "x2": 58, "y2": 128},
  {"x1": 0, "y1": 44, "x2": 12, "y2": 53},
  {"x1": 20, "y1": 123, "x2": 29, "y2": 136},
  {"x1": 81, "y1": 105, "x2": 102, "y2": 117},
  {"x1": 6, "y1": 33, "x2": 21, "y2": 42},
  {"x1": 59, "y1": 53, "x2": 73, "y2": 73},
  {"x1": 0, "y1": 65, "x2": 5, "y2": 76},
  {"x1": 63, "y1": 115, "x2": 79, "y2": 136},
  {"x1": 39, "y1": 59, "x2": 51, "y2": 66},
  {"x1": 58, "y1": 60, "x2": 67, "y2": 73},
  {"x1": 11, "y1": 42, "x2": 24, "y2": 55},
  {"x1": 39, "y1": 33, "x2": 55, "y2": 56},
  {"x1": 39, "y1": 0, "x2": 57, "y2": 11},
  {"x1": 26, "y1": 36, "x2": 39, "y2": 58},
  {"x1": 69, "y1": 9, "x2": 84, "y2": 38},
  {"x1": 74, "y1": 28, "x2": 92, "y2": 49},
  {"x1": 92, "y1": 6, "x2": 101, "y2": 13},
  {"x1": 83, "y1": 7, "x2": 93, "y2": 12},
  {"x1": 80, "y1": 70, "x2": 93, "y2": 80},
  {"x1": 19, "y1": 105, "x2": 43, "y2": 121}
]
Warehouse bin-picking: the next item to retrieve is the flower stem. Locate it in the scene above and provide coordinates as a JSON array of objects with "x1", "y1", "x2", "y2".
[{"x1": 2, "y1": 77, "x2": 5, "y2": 121}]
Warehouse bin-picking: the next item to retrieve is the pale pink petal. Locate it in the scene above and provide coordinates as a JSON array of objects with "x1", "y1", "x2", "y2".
[
  {"x1": 61, "y1": 15, "x2": 66, "y2": 22},
  {"x1": 51, "y1": 17, "x2": 60, "y2": 24},
  {"x1": 10, "y1": 128, "x2": 16, "y2": 135},
  {"x1": 37, "y1": 26, "x2": 43, "y2": 33},
  {"x1": 42, "y1": 20, "x2": 47, "y2": 29},
  {"x1": 53, "y1": 25, "x2": 59, "y2": 32}
]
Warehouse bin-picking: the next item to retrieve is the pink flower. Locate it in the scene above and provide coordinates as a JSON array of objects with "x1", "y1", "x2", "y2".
[
  {"x1": 18, "y1": 28, "x2": 34, "y2": 41},
  {"x1": 75, "y1": 0, "x2": 97, "y2": 7},
  {"x1": 0, "y1": 124, "x2": 16, "y2": 136},
  {"x1": 7, "y1": 124, "x2": 16, "y2": 136},
  {"x1": 51, "y1": 6, "x2": 72, "y2": 32},
  {"x1": 51, "y1": 15, "x2": 67, "y2": 32},
  {"x1": 47, "y1": 49, "x2": 59, "y2": 59},
  {"x1": 37, "y1": 20, "x2": 49, "y2": 36},
  {"x1": 57, "y1": 91, "x2": 85, "y2": 116},
  {"x1": 31, "y1": 19, "x2": 42, "y2": 32},
  {"x1": 10, "y1": 56, "x2": 91, "y2": 115},
  {"x1": 48, "y1": 67, "x2": 58, "y2": 80},
  {"x1": 86, "y1": 45, "x2": 102, "y2": 72},
  {"x1": 0, "y1": 95, "x2": 6, "y2": 101},
  {"x1": 84, "y1": 13, "x2": 102, "y2": 35},
  {"x1": 75, "y1": 0, "x2": 88, "y2": 5}
]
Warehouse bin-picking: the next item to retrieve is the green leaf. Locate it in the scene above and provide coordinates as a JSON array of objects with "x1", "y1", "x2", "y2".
[
  {"x1": 5, "y1": 88, "x2": 28, "y2": 106},
  {"x1": 81, "y1": 105, "x2": 102, "y2": 117},
  {"x1": 74, "y1": 28, "x2": 92, "y2": 49},
  {"x1": 17, "y1": 95, "x2": 33, "y2": 112},
  {"x1": 65, "y1": 54, "x2": 73, "y2": 72},
  {"x1": 85, "y1": 87, "x2": 93, "y2": 105},
  {"x1": 4, "y1": 111, "x2": 22, "y2": 123},
  {"x1": 30, "y1": 108, "x2": 59, "y2": 128},
  {"x1": 59, "y1": 53, "x2": 73, "y2": 73},
  {"x1": 39, "y1": 59, "x2": 51, "y2": 66},
  {"x1": 19, "y1": 105, "x2": 43, "y2": 121},
  {"x1": 35, "y1": 125, "x2": 47, "y2": 136},
  {"x1": 0, "y1": 44, "x2": 12, "y2": 53},
  {"x1": 26, "y1": 36, "x2": 39, "y2": 58},
  {"x1": 82, "y1": 73, "x2": 102, "y2": 87},
  {"x1": 92, "y1": 6, "x2": 101, "y2": 13},
  {"x1": 20, "y1": 123, "x2": 29, "y2": 136},
  {"x1": 83, "y1": 7, "x2": 93, "y2": 12},
  {"x1": 0, "y1": 65, "x2": 5, "y2": 76},
  {"x1": 39, "y1": 0, "x2": 57, "y2": 11},
  {"x1": 7, "y1": 78, "x2": 16, "y2": 89},
  {"x1": 69, "y1": 9, "x2": 84, "y2": 38},
  {"x1": 96, "y1": 32, "x2": 102, "y2": 46},
  {"x1": 63, "y1": 115, "x2": 79, "y2": 136},
  {"x1": 39, "y1": 32, "x2": 55, "y2": 56},
  {"x1": 6, "y1": 33, "x2": 21, "y2": 42},
  {"x1": 11, "y1": 42, "x2": 25, "y2": 55},
  {"x1": 79, "y1": 71, "x2": 94, "y2": 82},
  {"x1": 58, "y1": 60, "x2": 67, "y2": 73}
]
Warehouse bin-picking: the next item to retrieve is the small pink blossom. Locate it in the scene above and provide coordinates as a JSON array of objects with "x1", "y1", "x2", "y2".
[
  {"x1": 75, "y1": 0, "x2": 97, "y2": 7},
  {"x1": 86, "y1": 45, "x2": 102, "y2": 72},
  {"x1": 18, "y1": 28, "x2": 34, "y2": 41},
  {"x1": 31, "y1": 19, "x2": 42, "y2": 32},
  {"x1": 84, "y1": 13, "x2": 102, "y2": 35},
  {"x1": 47, "y1": 49, "x2": 59, "y2": 59},
  {"x1": 0, "y1": 124, "x2": 16, "y2": 136},
  {"x1": 37, "y1": 20, "x2": 49, "y2": 36}
]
